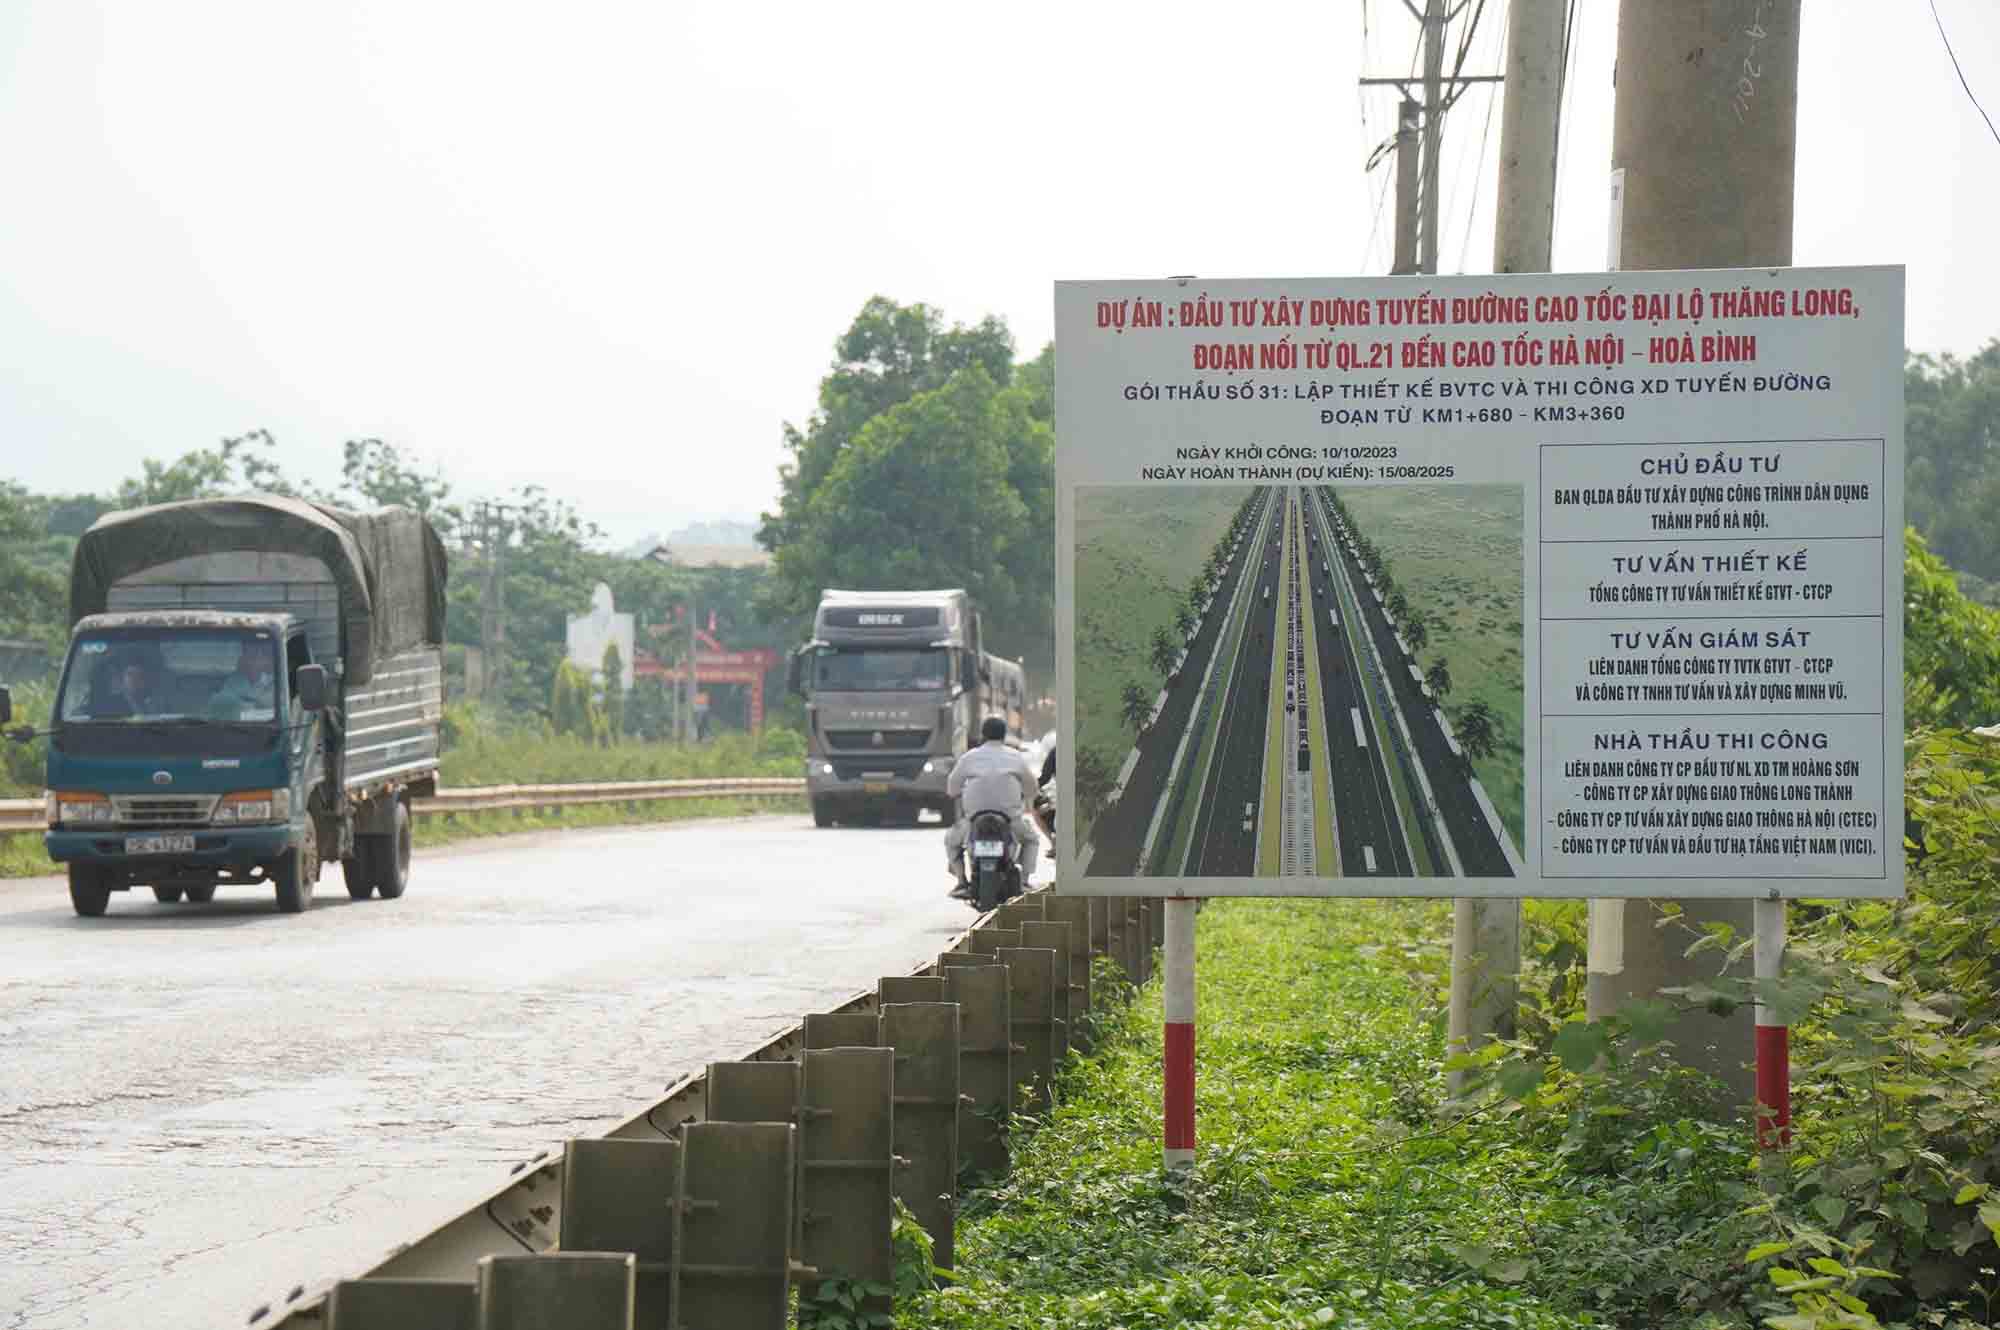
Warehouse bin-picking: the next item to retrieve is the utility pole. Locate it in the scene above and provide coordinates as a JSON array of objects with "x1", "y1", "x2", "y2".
[
  {"x1": 1418, "y1": 0, "x2": 1446, "y2": 274},
  {"x1": 475, "y1": 501, "x2": 516, "y2": 703},
  {"x1": 1362, "y1": 4, "x2": 1504, "y2": 276},
  {"x1": 1447, "y1": 0, "x2": 1565, "y2": 1092},
  {"x1": 1585, "y1": 1, "x2": 1802, "y2": 1109},
  {"x1": 1392, "y1": 99, "x2": 1421, "y2": 275},
  {"x1": 684, "y1": 597, "x2": 698, "y2": 742}
]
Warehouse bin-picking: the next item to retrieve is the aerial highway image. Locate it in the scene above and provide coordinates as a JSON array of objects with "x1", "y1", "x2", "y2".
[{"x1": 1074, "y1": 482, "x2": 1523, "y2": 882}]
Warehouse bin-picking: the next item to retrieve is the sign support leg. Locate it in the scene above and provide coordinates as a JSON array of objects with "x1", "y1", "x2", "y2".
[
  {"x1": 1753, "y1": 896, "x2": 1790, "y2": 1152},
  {"x1": 1163, "y1": 896, "x2": 1196, "y2": 1171}
]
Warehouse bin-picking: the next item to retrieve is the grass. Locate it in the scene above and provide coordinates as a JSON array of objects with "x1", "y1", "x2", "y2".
[
  {"x1": 1333, "y1": 486, "x2": 1526, "y2": 853},
  {"x1": 901, "y1": 898, "x2": 1608, "y2": 1330},
  {"x1": 1075, "y1": 485, "x2": 1253, "y2": 832}
]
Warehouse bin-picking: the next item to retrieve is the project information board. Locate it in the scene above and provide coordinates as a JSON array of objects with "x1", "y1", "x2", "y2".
[{"x1": 1054, "y1": 266, "x2": 1904, "y2": 899}]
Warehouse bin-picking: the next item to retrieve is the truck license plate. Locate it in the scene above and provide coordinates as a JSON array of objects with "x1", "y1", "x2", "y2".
[
  {"x1": 862, "y1": 782, "x2": 889, "y2": 794},
  {"x1": 125, "y1": 833, "x2": 195, "y2": 855}
]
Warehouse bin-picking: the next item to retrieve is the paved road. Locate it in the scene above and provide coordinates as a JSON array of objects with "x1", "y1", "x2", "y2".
[
  {"x1": 0, "y1": 815, "x2": 998, "y2": 1330},
  {"x1": 1189, "y1": 490, "x2": 1284, "y2": 875},
  {"x1": 1317, "y1": 485, "x2": 1516, "y2": 877},
  {"x1": 1300, "y1": 489, "x2": 1409, "y2": 876},
  {"x1": 1087, "y1": 489, "x2": 1270, "y2": 876}
]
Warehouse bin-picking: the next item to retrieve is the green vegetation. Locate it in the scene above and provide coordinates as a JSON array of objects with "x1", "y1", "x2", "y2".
[
  {"x1": 1074, "y1": 485, "x2": 1251, "y2": 831},
  {"x1": 904, "y1": 897, "x2": 1601, "y2": 1329},
  {"x1": 758, "y1": 297, "x2": 1055, "y2": 681},
  {"x1": 413, "y1": 795, "x2": 804, "y2": 851},
  {"x1": 1907, "y1": 342, "x2": 2000, "y2": 605},
  {"x1": 1332, "y1": 485, "x2": 1525, "y2": 851},
  {"x1": 0, "y1": 431, "x2": 791, "y2": 729}
]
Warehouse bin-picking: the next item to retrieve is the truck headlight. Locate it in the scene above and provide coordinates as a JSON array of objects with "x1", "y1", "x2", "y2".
[
  {"x1": 54, "y1": 792, "x2": 113, "y2": 826},
  {"x1": 819, "y1": 763, "x2": 834, "y2": 776},
  {"x1": 212, "y1": 789, "x2": 288, "y2": 824}
]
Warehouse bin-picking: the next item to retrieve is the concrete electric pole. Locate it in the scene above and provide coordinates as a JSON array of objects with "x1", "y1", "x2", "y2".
[
  {"x1": 1585, "y1": 1, "x2": 1802, "y2": 1108},
  {"x1": 1393, "y1": 99, "x2": 1421, "y2": 275},
  {"x1": 1447, "y1": 0, "x2": 1566, "y2": 1088},
  {"x1": 1418, "y1": 0, "x2": 1447, "y2": 274}
]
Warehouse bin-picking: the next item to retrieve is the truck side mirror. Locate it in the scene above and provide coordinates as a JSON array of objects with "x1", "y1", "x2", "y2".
[
  {"x1": 296, "y1": 664, "x2": 328, "y2": 712},
  {"x1": 786, "y1": 649, "x2": 805, "y2": 697},
  {"x1": 0, "y1": 687, "x2": 10, "y2": 725}
]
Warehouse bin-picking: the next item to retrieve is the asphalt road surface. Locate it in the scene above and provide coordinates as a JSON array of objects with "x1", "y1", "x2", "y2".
[
  {"x1": 1189, "y1": 490, "x2": 1286, "y2": 875},
  {"x1": 1301, "y1": 488, "x2": 1410, "y2": 876},
  {"x1": 0, "y1": 814, "x2": 1005, "y2": 1329}
]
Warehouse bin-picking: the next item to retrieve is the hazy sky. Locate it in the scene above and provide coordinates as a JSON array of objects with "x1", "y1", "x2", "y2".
[{"x1": 3, "y1": 2, "x2": 1996, "y2": 546}]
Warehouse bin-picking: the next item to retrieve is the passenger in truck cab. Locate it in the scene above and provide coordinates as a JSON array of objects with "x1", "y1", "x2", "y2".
[{"x1": 213, "y1": 642, "x2": 275, "y2": 713}]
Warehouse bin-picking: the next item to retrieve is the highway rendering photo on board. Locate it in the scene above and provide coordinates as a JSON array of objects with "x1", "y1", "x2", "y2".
[{"x1": 1074, "y1": 483, "x2": 1525, "y2": 882}]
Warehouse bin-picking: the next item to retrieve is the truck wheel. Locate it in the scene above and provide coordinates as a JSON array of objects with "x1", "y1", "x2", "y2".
[
  {"x1": 371, "y1": 799, "x2": 411, "y2": 900},
  {"x1": 152, "y1": 886, "x2": 184, "y2": 904},
  {"x1": 185, "y1": 886, "x2": 217, "y2": 903},
  {"x1": 812, "y1": 800, "x2": 834, "y2": 828},
  {"x1": 342, "y1": 844, "x2": 377, "y2": 900},
  {"x1": 273, "y1": 817, "x2": 319, "y2": 914},
  {"x1": 69, "y1": 866, "x2": 110, "y2": 918}
]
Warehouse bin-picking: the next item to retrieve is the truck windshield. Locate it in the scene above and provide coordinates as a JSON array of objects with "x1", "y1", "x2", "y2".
[
  {"x1": 812, "y1": 647, "x2": 948, "y2": 693},
  {"x1": 58, "y1": 628, "x2": 282, "y2": 726}
]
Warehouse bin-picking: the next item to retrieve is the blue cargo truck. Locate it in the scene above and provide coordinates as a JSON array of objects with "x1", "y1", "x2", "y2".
[{"x1": 0, "y1": 494, "x2": 447, "y2": 917}]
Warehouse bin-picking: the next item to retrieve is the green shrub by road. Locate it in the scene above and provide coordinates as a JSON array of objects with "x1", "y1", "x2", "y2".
[{"x1": 907, "y1": 897, "x2": 1610, "y2": 1330}]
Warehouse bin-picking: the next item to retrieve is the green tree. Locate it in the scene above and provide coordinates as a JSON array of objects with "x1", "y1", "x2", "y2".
[
  {"x1": 762, "y1": 354, "x2": 1052, "y2": 673},
  {"x1": 1387, "y1": 588, "x2": 1410, "y2": 623},
  {"x1": 340, "y1": 437, "x2": 459, "y2": 534},
  {"x1": 1149, "y1": 625, "x2": 1178, "y2": 678},
  {"x1": 1425, "y1": 658, "x2": 1453, "y2": 699},
  {"x1": 1071, "y1": 744, "x2": 1115, "y2": 826},
  {"x1": 111, "y1": 429, "x2": 322, "y2": 508},
  {"x1": 1455, "y1": 700, "x2": 1503, "y2": 767},
  {"x1": 1403, "y1": 612, "x2": 1428, "y2": 654},
  {"x1": 600, "y1": 642, "x2": 624, "y2": 744},
  {"x1": 1904, "y1": 527, "x2": 2000, "y2": 729},
  {"x1": 0, "y1": 483, "x2": 65, "y2": 649},
  {"x1": 1174, "y1": 602, "x2": 1197, "y2": 643},
  {"x1": 1905, "y1": 342, "x2": 2000, "y2": 589},
  {"x1": 758, "y1": 299, "x2": 1053, "y2": 677},
  {"x1": 1120, "y1": 681, "x2": 1151, "y2": 734}
]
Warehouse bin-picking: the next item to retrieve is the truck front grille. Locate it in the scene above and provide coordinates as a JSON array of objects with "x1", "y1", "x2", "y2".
[
  {"x1": 823, "y1": 729, "x2": 931, "y2": 751},
  {"x1": 114, "y1": 795, "x2": 219, "y2": 828}
]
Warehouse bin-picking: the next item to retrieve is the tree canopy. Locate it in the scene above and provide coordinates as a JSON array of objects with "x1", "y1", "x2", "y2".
[
  {"x1": 759, "y1": 298, "x2": 1054, "y2": 678},
  {"x1": 1906, "y1": 342, "x2": 2000, "y2": 601}
]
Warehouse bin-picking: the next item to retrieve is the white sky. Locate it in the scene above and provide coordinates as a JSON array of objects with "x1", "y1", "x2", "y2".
[{"x1": 3, "y1": 1, "x2": 1996, "y2": 547}]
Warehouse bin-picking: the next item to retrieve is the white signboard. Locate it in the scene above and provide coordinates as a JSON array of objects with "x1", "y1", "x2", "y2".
[{"x1": 1054, "y1": 266, "x2": 1904, "y2": 899}]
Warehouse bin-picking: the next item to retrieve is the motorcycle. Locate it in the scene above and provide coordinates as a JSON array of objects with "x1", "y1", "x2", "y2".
[{"x1": 962, "y1": 808, "x2": 1024, "y2": 912}]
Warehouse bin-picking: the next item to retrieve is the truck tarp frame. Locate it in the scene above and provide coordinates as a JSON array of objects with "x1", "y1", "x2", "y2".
[{"x1": 69, "y1": 493, "x2": 447, "y2": 688}]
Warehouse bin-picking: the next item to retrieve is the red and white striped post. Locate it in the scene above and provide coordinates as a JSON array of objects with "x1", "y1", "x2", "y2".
[
  {"x1": 1163, "y1": 895, "x2": 1197, "y2": 1170},
  {"x1": 1753, "y1": 896, "x2": 1790, "y2": 1150}
]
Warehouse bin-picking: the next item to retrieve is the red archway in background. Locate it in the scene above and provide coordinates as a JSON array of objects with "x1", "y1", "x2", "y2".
[{"x1": 632, "y1": 613, "x2": 782, "y2": 733}]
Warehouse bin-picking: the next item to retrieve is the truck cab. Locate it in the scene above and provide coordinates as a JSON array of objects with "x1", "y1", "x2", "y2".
[
  {"x1": 28, "y1": 610, "x2": 334, "y2": 916},
  {"x1": 789, "y1": 589, "x2": 1027, "y2": 828}
]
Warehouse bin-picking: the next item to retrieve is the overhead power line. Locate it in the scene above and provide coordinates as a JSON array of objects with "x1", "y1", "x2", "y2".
[{"x1": 1930, "y1": 0, "x2": 2000, "y2": 149}]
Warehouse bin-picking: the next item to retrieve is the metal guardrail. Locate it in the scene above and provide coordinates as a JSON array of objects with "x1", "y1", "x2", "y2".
[
  {"x1": 0, "y1": 777, "x2": 806, "y2": 837},
  {"x1": 240, "y1": 888, "x2": 1150, "y2": 1330}
]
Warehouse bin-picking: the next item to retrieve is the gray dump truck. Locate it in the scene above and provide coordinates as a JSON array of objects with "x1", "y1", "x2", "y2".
[
  {"x1": 5, "y1": 493, "x2": 447, "y2": 916},
  {"x1": 788, "y1": 588, "x2": 1026, "y2": 827}
]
